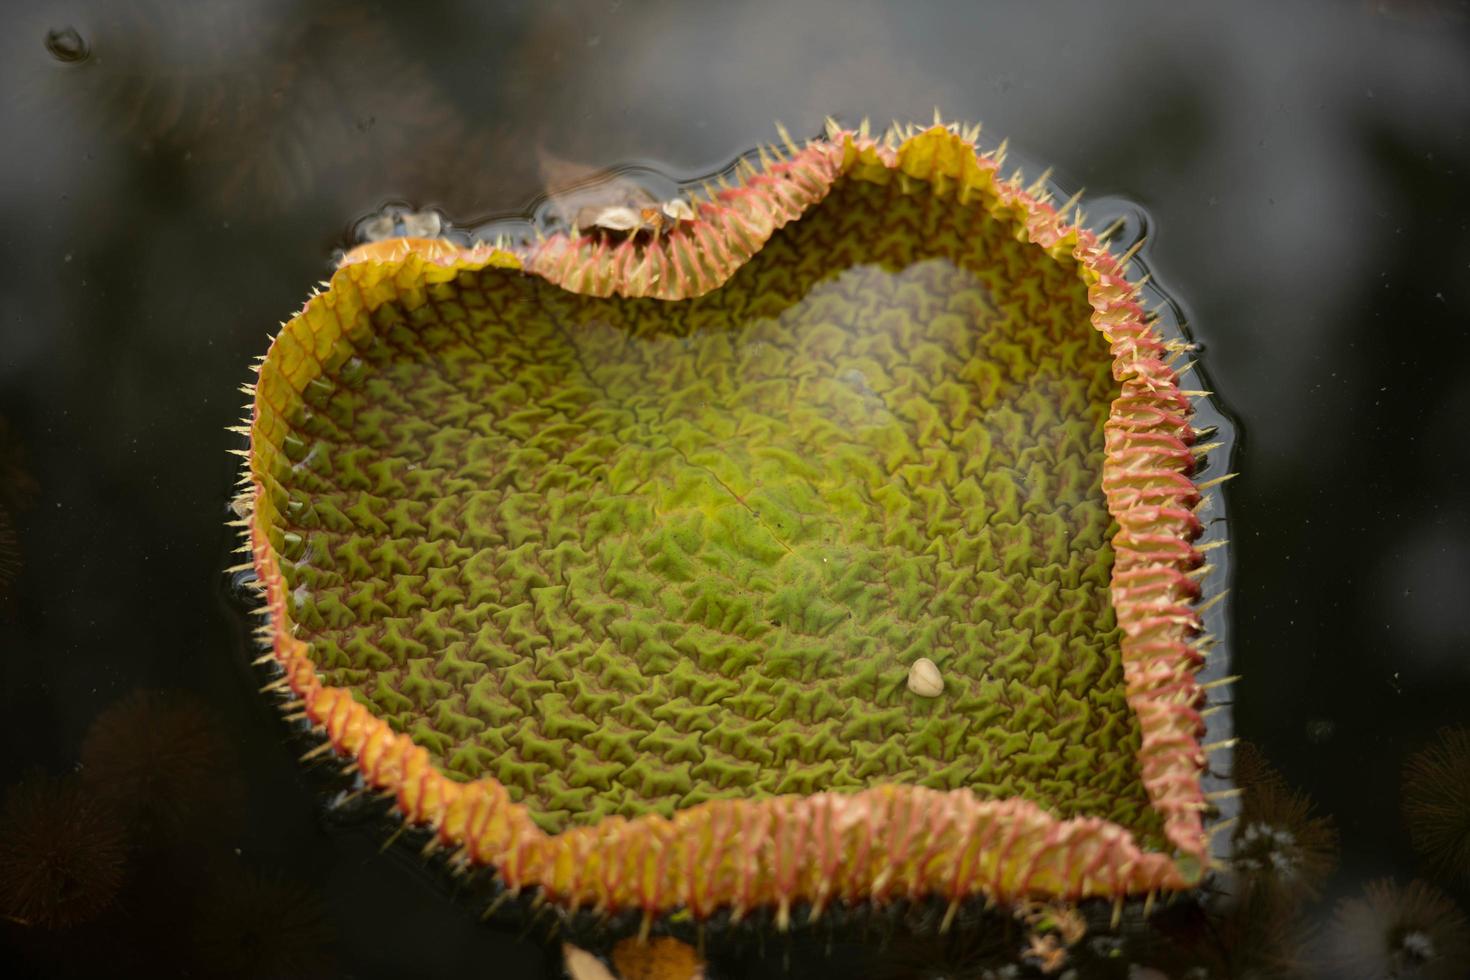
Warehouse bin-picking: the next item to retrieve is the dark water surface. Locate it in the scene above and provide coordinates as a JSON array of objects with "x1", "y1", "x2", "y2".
[{"x1": 2, "y1": 1, "x2": 1468, "y2": 977}]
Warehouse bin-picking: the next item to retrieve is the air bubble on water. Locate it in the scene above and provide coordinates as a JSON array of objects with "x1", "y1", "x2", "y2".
[{"x1": 44, "y1": 26, "x2": 90, "y2": 64}]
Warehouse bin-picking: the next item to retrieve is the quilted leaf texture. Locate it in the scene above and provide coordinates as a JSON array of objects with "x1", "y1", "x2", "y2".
[{"x1": 241, "y1": 124, "x2": 1218, "y2": 923}]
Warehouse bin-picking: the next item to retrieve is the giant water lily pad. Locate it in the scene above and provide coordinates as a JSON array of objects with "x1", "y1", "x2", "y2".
[{"x1": 240, "y1": 123, "x2": 1224, "y2": 923}]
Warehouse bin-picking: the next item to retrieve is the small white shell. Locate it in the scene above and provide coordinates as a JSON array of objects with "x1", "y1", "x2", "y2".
[
  {"x1": 661, "y1": 198, "x2": 695, "y2": 221},
  {"x1": 907, "y1": 657, "x2": 944, "y2": 698},
  {"x1": 586, "y1": 206, "x2": 644, "y2": 232}
]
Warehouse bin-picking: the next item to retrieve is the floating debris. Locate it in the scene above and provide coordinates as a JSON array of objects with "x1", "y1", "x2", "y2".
[
  {"x1": 576, "y1": 198, "x2": 696, "y2": 241},
  {"x1": 563, "y1": 944, "x2": 616, "y2": 980},
  {"x1": 359, "y1": 207, "x2": 447, "y2": 243}
]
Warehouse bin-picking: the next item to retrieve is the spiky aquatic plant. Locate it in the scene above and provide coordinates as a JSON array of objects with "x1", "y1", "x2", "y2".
[
  {"x1": 1230, "y1": 743, "x2": 1338, "y2": 903},
  {"x1": 80, "y1": 689, "x2": 245, "y2": 844},
  {"x1": 1325, "y1": 878, "x2": 1469, "y2": 980},
  {"x1": 0, "y1": 773, "x2": 127, "y2": 930},
  {"x1": 191, "y1": 864, "x2": 337, "y2": 978},
  {"x1": 0, "y1": 415, "x2": 37, "y2": 615},
  {"x1": 233, "y1": 120, "x2": 1232, "y2": 930},
  {"x1": 1133, "y1": 886, "x2": 1318, "y2": 980},
  {"x1": 1402, "y1": 727, "x2": 1470, "y2": 884}
]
